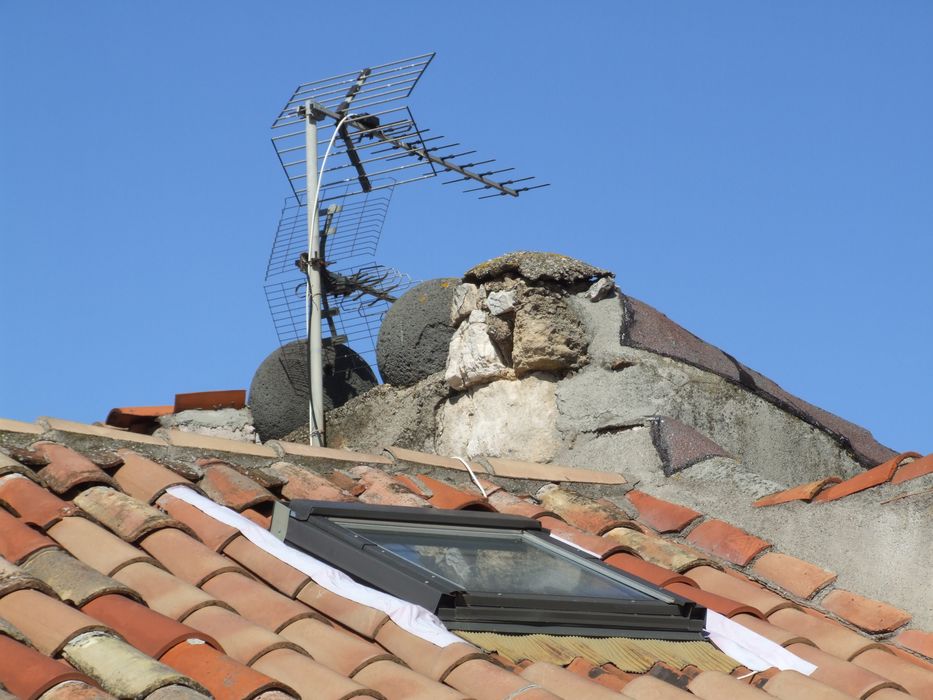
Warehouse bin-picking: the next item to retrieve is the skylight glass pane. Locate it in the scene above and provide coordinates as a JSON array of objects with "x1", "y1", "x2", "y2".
[{"x1": 339, "y1": 521, "x2": 653, "y2": 600}]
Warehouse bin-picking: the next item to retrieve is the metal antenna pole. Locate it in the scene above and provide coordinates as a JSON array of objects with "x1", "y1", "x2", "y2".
[{"x1": 304, "y1": 101, "x2": 325, "y2": 446}]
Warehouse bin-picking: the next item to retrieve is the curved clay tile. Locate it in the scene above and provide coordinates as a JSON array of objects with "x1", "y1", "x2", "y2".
[
  {"x1": 664, "y1": 582, "x2": 764, "y2": 620},
  {"x1": 352, "y1": 658, "x2": 468, "y2": 700},
  {"x1": 729, "y1": 613, "x2": 814, "y2": 648},
  {"x1": 444, "y1": 657, "x2": 561, "y2": 700},
  {"x1": 48, "y1": 516, "x2": 157, "y2": 577},
  {"x1": 0, "y1": 474, "x2": 76, "y2": 529},
  {"x1": 202, "y1": 572, "x2": 323, "y2": 634},
  {"x1": 0, "y1": 555, "x2": 55, "y2": 599},
  {"x1": 684, "y1": 519, "x2": 770, "y2": 566},
  {"x1": 410, "y1": 474, "x2": 494, "y2": 511},
  {"x1": 535, "y1": 485, "x2": 635, "y2": 534},
  {"x1": 537, "y1": 516, "x2": 630, "y2": 558},
  {"x1": 603, "y1": 552, "x2": 696, "y2": 589},
  {"x1": 814, "y1": 452, "x2": 921, "y2": 503},
  {"x1": 73, "y1": 486, "x2": 192, "y2": 543},
  {"x1": 0, "y1": 589, "x2": 109, "y2": 656},
  {"x1": 32, "y1": 443, "x2": 116, "y2": 495},
  {"x1": 788, "y1": 642, "x2": 906, "y2": 698},
  {"x1": 81, "y1": 594, "x2": 219, "y2": 659},
  {"x1": 374, "y1": 621, "x2": 485, "y2": 682},
  {"x1": 852, "y1": 647, "x2": 933, "y2": 698},
  {"x1": 625, "y1": 490, "x2": 702, "y2": 533},
  {"x1": 249, "y1": 648, "x2": 375, "y2": 700},
  {"x1": 113, "y1": 451, "x2": 191, "y2": 504},
  {"x1": 0, "y1": 634, "x2": 94, "y2": 700},
  {"x1": 265, "y1": 462, "x2": 354, "y2": 502},
  {"x1": 822, "y1": 589, "x2": 912, "y2": 635},
  {"x1": 687, "y1": 669, "x2": 772, "y2": 699},
  {"x1": 139, "y1": 528, "x2": 248, "y2": 588},
  {"x1": 0, "y1": 507, "x2": 59, "y2": 564},
  {"x1": 683, "y1": 566, "x2": 792, "y2": 618},
  {"x1": 892, "y1": 453, "x2": 933, "y2": 485},
  {"x1": 520, "y1": 661, "x2": 626, "y2": 700},
  {"x1": 182, "y1": 605, "x2": 304, "y2": 667},
  {"x1": 160, "y1": 639, "x2": 298, "y2": 700},
  {"x1": 749, "y1": 552, "x2": 836, "y2": 599},
  {"x1": 156, "y1": 493, "x2": 240, "y2": 552},
  {"x1": 279, "y1": 617, "x2": 394, "y2": 678},
  {"x1": 197, "y1": 464, "x2": 275, "y2": 513},
  {"x1": 295, "y1": 581, "x2": 389, "y2": 641},
  {"x1": 21, "y1": 548, "x2": 139, "y2": 607},
  {"x1": 618, "y1": 673, "x2": 695, "y2": 698},
  {"x1": 221, "y1": 535, "x2": 309, "y2": 598},
  {"x1": 603, "y1": 527, "x2": 713, "y2": 572},
  {"x1": 762, "y1": 669, "x2": 856, "y2": 700},
  {"x1": 486, "y1": 490, "x2": 557, "y2": 520},
  {"x1": 112, "y1": 562, "x2": 230, "y2": 622},
  {"x1": 768, "y1": 607, "x2": 881, "y2": 661}
]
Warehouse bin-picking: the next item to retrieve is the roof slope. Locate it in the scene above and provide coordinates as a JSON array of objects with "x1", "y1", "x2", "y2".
[{"x1": 1, "y1": 417, "x2": 931, "y2": 699}]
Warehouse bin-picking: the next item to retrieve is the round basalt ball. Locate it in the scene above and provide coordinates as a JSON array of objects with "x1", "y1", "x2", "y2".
[
  {"x1": 376, "y1": 278, "x2": 459, "y2": 387},
  {"x1": 249, "y1": 340, "x2": 378, "y2": 441}
]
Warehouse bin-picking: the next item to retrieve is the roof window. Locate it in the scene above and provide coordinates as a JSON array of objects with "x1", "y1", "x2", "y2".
[{"x1": 278, "y1": 501, "x2": 706, "y2": 639}]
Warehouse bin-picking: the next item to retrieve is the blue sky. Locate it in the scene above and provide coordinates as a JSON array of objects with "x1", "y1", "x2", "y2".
[{"x1": 1, "y1": 2, "x2": 930, "y2": 454}]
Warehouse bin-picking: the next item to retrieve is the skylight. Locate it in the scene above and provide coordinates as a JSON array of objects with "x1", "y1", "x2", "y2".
[{"x1": 280, "y1": 501, "x2": 706, "y2": 640}]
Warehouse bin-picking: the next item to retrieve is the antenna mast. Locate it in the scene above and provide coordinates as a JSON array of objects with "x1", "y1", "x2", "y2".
[{"x1": 270, "y1": 53, "x2": 548, "y2": 446}]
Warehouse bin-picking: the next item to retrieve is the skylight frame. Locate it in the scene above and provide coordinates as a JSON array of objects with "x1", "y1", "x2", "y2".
[{"x1": 282, "y1": 500, "x2": 706, "y2": 640}]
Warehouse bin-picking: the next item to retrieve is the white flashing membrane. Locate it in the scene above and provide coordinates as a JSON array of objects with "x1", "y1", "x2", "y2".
[
  {"x1": 165, "y1": 485, "x2": 463, "y2": 648},
  {"x1": 705, "y1": 610, "x2": 816, "y2": 675}
]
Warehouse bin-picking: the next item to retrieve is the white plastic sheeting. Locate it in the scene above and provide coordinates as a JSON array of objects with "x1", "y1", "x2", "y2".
[{"x1": 705, "y1": 610, "x2": 816, "y2": 674}]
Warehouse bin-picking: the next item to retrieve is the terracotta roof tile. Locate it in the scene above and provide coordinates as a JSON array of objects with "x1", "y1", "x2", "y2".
[
  {"x1": 240, "y1": 507, "x2": 273, "y2": 529},
  {"x1": 896, "y1": 630, "x2": 933, "y2": 660},
  {"x1": 486, "y1": 490, "x2": 557, "y2": 519},
  {"x1": 626, "y1": 490, "x2": 702, "y2": 533},
  {"x1": 265, "y1": 461, "x2": 355, "y2": 502},
  {"x1": 160, "y1": 640, "x2": 297, "y2": 700},
  {"x1": 538, "y1": 515, "x2": 629, "y2": 558},
  {"x1": 0, "y1": 506, "x2": 60, "y2": 563},
  {"x1": 410, "y1": 473, "x2": 493, "y2": 510},
  {"x1": 374, "y1": 620, "x2": 484, "y2": 681},
  {"x1": 0, "y1": 474, "x2": 77, "y2": 529},
  {"x1": 202, "y1": 571, "x2": 323, "y2": 633},
  {"x1": 730, "y1": 613, "x2": 814, "y2": 647},
  {"x1": 753, "y1": 476, "x2": 842, "y2": 507},
  {"x1": 48, "y1": 516, "x2": 157, "y2": 577},
  {"x1": 788, "y1": 642, "x2": 904, "y2": 698},
  {"x1": 73, "y1": 486, "x2": 191, "y2": 542},
  {"x1": 279, "y1": 617, "x2": 394, "y2": 677},
  {"x1": 174, "y1": 390, "x2": 246, "y2": 413},
  {"x1": 348, "y1": 465, "x2": 430, "y2": 508},
  {"x1": 892, "y1": 453, "x2": 933, "y2": 485},
  {"x1": 520, "y1": 660, "x2": 627, "y2": 699},
  {"x1": 222, "y1": 535, "x2": 310, "y2": 598},
  {"x1": 0, "y1": 634, "x2": 93, "y2": 700},
  {"x1": 352, "y1": 658, "x2": 468, "y2": 699},
  {"x1": 0, "y1": 556, "x2": 55, "y2": 599},
  {"x1": 684, "y1": 566, "x2": 793, "y2": 618},
  {"x1": 853, "y1": 647, "x2": 933, "y2": 699},
  {"x1": 761, "y1": 669, "x2": 855, "y2": 700},
  {"x1": 750, "y1": 552, "x2": 837, "y2": 599},
  {"x1": 444, "y1": 657, "x2": 561, "y2": 700},
  {"x1": 156, "y1": 493, "x2": 240, "y2": 551},
  {"x1": 604, "y1": 526, "x2": 714, "y2": 572},
  {"x1": 31, "y1": 443, "x2": 116, "y2": 495},
  {"x1": 113, "y1": 562, "x2": 230, "y2": 621},
  {"x1": 295, "y1": 581, "x2": 389, "y2": 639},
  {"x1": 181, "y1": 605, "x2": 303, "y2": 667},
  {"x1": 536, "y1": 485, "x2": 635, "y2": 534},
  {"x1": 19, "y1": 681, "x2": 115, "y2": 700},
  {"x1": 0, "y1": 453, "x2": 42, "y2": 482},
  {"x1": 563, "y1": 657, "x2": 631, "y2": 692},
  {"x1": 20, "y1": 548, "x2": 139, "y2": 607},
  {"x1": 768, "y1": 607, "x2": 881, "y2": 660},
  {"x1": 60, "y1": 632, "x2": 206, "y2": 698},
  {"x1": 664, "y1": 581, "x2": 765, "y2": 620},
  {"x1": 687, "y1": 669, "x2": 772, "y2": 698},
  {"x1": 140, "y1": 527, "x2": 247, "y2": 587},
  {"x1": 603, "y1": 552, "x2": 697, "y2": 589},
  {"x1": 823, "y1": 589, "x2": 912, "y2": 634},
  {"x1": 814, "y1": 452, "x2": 921, "y2": 503},
  {"x1": 685, "y1": 519, "x2": 771, "y2": 566},
  {"x1": 113, "y1": 450, "x2": 191, "y2": 503},
  {"x1": 249, "y1": 648, "x2": 378, "y2": 700},
  {"x1": 197, "y1": 463, "x2": 275, "y2": 512},
  {"x1": 0, "y1": 589, "x2": 108, "y2": 656},
  {"x1": 81, "y1": 594, "x2": 217, "y2": 658}
]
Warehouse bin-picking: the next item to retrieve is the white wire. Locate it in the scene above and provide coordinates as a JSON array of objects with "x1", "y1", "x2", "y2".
[{"x1": 455, "y1": 456, "x2": 488, "y2": 498}]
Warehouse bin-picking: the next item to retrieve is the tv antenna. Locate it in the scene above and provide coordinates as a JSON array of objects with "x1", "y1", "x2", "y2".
[{"x1": 269, "y1": 52, "x2": 548, "y2": 446}]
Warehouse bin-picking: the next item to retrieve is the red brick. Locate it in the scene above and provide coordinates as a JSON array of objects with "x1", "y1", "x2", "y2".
[
  {"x1": 823, "y1": 589, "x2": 911, "y2": 634},
  {"x1": 685, "y1": 519, "x2": 770, "y2": 566}
]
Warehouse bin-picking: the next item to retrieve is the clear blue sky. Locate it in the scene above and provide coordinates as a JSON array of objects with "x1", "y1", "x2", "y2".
[{"x1": 1, "y1": 2, "x2": 930, "y2": 454}]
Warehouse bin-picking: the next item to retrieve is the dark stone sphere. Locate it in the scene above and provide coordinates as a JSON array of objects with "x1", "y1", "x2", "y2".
[
  {"x1": 376, "y1": 278, "x2": 459, "y2": 387},
  {"x1": 249, "y1": 340, "x2": 378, "y2": 441}
]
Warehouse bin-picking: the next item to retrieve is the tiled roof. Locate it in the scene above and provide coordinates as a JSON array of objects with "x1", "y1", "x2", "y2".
[{"x1": 1, "y1": 418, "x2": 932, "y2": 699}]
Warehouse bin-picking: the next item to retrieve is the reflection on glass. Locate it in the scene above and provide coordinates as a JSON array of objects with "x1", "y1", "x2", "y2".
[{"x1": 341, "y1": 522, "x2": 652, "y2": 599}]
